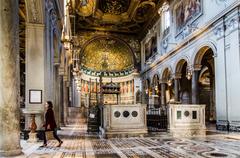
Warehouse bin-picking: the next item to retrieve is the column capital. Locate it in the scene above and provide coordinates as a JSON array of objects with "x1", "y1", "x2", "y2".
[
  {"x1": 159, "y1": 79, "x2": 167, "y2": 84},
  {"x1": 58, "y1": 67, "x2": 65, "y2": 76},
  {"x1": 192, "y1": 64, "x2": 202, "y2": 71},
  {"x1": 66, "y1": 81, "x2": 70, "y2": 87},
  {"x1": 173, "y1": 73, "x2": 182, "y2": 79},
  {"x1": 26, "y1": 22, "x2": 45, "y2": 28},
  {"x1": 54, "y1": 62, "x2": 60, "y2": 66},
  {"x1": 63, "y1": 75, "x2": 68, "y2": 82}
]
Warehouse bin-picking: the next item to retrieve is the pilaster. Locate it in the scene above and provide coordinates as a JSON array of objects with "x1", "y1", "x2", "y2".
[{"x1": 25, "y1": 23, "x2": 46, "y2": 130}]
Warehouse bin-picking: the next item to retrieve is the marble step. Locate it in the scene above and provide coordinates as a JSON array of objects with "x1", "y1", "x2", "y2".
[
  {"x1": 67, "y1": 118, "x2": 87, "y2": 124},
  {"x1": 68, "y1": 107, "x2": 81, "y2": 113}
]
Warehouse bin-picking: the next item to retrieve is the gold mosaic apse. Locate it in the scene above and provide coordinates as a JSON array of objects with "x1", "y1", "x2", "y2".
[{"x1": 81, "y1": 37, "x2": 134, "y2": 73}]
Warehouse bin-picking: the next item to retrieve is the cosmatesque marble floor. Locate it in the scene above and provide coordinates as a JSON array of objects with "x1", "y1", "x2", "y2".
[{"x1": 8, "y1": 124, "x2": 240, "y2": 158}]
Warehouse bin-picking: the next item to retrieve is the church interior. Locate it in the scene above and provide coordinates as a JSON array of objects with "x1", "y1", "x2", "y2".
[{"x1": 1, "y1": 0, "x2": 240, "y2": 157}]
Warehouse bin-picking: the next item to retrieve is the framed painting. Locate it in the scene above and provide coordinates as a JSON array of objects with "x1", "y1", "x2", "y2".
[
  {"x1": 29, "y1": 89, "x2": 42, "y2": 104},
  {"x1": 175, "y1": 0, "x2": 202, "y2": 35}
]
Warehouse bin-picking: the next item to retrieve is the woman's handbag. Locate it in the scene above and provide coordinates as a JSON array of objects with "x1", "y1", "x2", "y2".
[{"x1": 46, "y1": 130, "x2": 54, "y2": 140}]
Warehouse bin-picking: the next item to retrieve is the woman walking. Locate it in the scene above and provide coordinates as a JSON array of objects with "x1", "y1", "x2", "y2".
[{"x1": 40, "y1": 101, "x2": 63, "y2": 147}]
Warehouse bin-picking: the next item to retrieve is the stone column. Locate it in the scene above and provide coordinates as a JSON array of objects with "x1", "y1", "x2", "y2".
[
  {"x1": 160, "y1": 82, "x2": 166, "y2": 106},
  {"x1": 173, "y1": 73, "x2": 181, "y2": 102},
  {"x1": 174, "y1": 78, "x2": 179, "y2": 102},
  {"x1": 63, "y1": 79, "x2": 69, "y2": 125},
  {"x1": 53, "y1": 65, "x2": 60, "y2": 128},
  {"x1": 59, "y1": 76, "x2": 65, "y2": 126},
  {"x1": 0, "y1": 0, "x2": 22, "y2": 156},
  {"x1": 191, "y1": 69, "x2": 200, "y2": 104}
]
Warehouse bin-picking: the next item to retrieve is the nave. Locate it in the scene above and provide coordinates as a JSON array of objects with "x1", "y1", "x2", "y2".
[
  {"x1": 1, "y1": 0, "x2": 240, "y2": 157},
  {"x1": 16, "y1": 122, "x2": 240, "y2": 158}
]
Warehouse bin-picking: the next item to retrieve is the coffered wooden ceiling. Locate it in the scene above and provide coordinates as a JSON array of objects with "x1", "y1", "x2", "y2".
[{"x1": 69, "y1": 0, "x2": 163, "y2": 36}]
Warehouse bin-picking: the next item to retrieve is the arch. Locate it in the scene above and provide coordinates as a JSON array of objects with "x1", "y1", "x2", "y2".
[
  {"x1": 160, "y1": 66, "x2": 173, "y2": 81},
  {"x1": 145, "y1": 78, "x2": 151, "y2": 89},
  {"x1": 192, "y1": 41, "x2": 217, "y2": 65},
  {"x1": 174, "y1": 56, "x2": 190, "y2": 74},
  {"x1": 151, "y1": 74, "x2": 160, "y2": 86}
]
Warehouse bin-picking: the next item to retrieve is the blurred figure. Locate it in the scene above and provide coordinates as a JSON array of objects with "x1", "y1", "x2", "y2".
[{"x1": 40, "y1": 101, "x2": 63, "y2": 147}]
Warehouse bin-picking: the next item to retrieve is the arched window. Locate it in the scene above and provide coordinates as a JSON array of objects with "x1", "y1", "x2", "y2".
[{"x1": 159, "y1": 2, "x2": 170, "y2": 36}]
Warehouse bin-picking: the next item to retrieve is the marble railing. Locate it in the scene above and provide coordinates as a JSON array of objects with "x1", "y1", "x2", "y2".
[
  {"x1": 168, "y1": 104, "x2": 206, "y2": 137},
  {"x1": 100, "y1": 104, "x2": 148, "y2": 138}
]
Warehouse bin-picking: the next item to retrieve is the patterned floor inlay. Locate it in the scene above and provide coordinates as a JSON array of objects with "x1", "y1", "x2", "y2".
[
  {"x1": 18, "y1": 124, "x2": 240, "y2": 158},
  {"x1": 121, "y1": 149, "x2": 154, "y2": 158},
  {"x1": 149, "y1": 147, "x2": 187, "y2": 158}
]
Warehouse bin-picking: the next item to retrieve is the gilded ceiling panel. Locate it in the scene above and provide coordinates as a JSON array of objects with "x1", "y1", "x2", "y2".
[
  {"x1": 99, "y1": 0, "x2": 130, "y2": 15},
  {"x1": 70, "y1": 0, "x2": 161, "y2": 35}
]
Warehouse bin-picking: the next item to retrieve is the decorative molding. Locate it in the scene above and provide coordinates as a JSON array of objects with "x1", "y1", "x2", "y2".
[
  {"x1": 226, "y1": 15, "x2": 239, "y2": 33},
  {"x1": 214, "y1": 0, "x2": 228, "y2": 6},
  {"x1": 159, "y1": 79, "x2": 167, "y2": 84},
  {"x1": 30, "y1": 0, "x2": 40, "y2": 23},
  {"x1": 46, "y1": 0, "x2": 54, "y2": 12},
  {"x1": 173, "y1": 73, "x2": 182, "y2": 79},
  {"x1": 214, "y1": 13, "x2": 239, "y2": 38},
  {"x1": 162, "y1": 38, "x2": 168, "y2": 49},
  {"x1": 213, "y1": 24, "x2": 224, "y2": 38},
  {"x1": 50, "y1": 10, "x2": 58, "y2": 29},
  {"x1": 193, "y1": 64, "x2": 202, "y2": 71},
  {"x1": 25, "y1": 0, "x2": 43, "y2": 23},
  {"x1": 63, "y1": 75, "x2": 68, "y2": 82},
  {"x1": 81, "y1": 67, "x2": 134, "y2": 78}
]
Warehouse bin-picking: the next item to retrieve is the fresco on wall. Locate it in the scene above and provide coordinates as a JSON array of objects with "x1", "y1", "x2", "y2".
[
  {"x1": 145, "y1": 33, "x2": 157, "y2": 61},
  {"x1": 151, "y1": 34, "x2": 157, "y2": 54},
  {"x1": 175, "y1": 0, "x2": 202, "y2": 34},
  {"x1": 145, "y1": 39, "x2": 152, "y2": 61}
]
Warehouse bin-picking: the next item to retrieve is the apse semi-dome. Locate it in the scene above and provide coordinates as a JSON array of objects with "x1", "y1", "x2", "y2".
[{"x1": 81, "y1": 36, "x2": 135, "y2": 77}]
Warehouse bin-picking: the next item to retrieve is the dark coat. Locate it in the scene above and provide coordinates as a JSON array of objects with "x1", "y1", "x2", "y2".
[{"x1": 44, "y1": 108, "x2": 57, "y2": 131}]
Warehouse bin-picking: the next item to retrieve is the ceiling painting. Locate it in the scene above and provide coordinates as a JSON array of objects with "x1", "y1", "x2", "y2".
[
  {"x1": 99, "y1": 0, "x2": 130, "y2": 15},
  {"x1": 69, "y1": 0, "x2": 162, "y2": 35}
]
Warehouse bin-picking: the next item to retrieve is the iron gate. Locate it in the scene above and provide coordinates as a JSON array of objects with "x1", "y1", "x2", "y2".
[{"x1": 147, "y1": 107, "x2": 168, "y2": 132}]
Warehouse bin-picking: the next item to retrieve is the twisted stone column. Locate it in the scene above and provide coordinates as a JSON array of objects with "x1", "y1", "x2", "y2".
[{"x1": 0, "y1": 0, "x2": 22, "y2": 156}]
